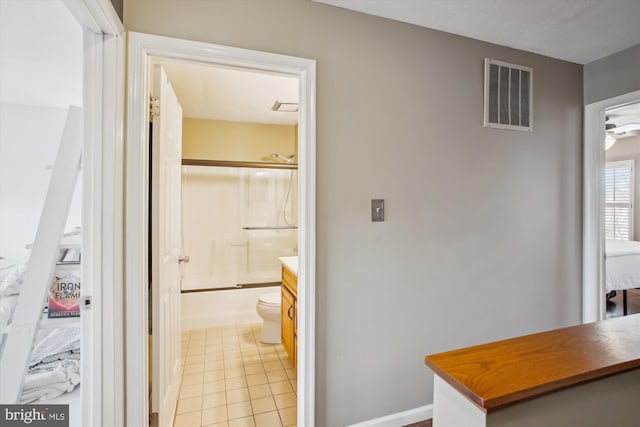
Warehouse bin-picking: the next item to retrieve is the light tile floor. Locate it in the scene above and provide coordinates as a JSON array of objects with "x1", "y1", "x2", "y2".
[{"x1": 174, "y1": 323, "x2": 297, "y2": 427}]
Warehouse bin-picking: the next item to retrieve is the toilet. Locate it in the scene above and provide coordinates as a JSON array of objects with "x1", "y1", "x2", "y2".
[{"x1": 256, "y1": 292, "x2": 281, "y2": 343}]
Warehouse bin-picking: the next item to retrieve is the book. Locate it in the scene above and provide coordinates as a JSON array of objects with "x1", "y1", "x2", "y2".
[{"x1": 48, "y1": 262, "x2": 81, "y2": 318}]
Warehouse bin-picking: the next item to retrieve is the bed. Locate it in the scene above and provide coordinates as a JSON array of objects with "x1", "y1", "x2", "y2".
[
  {"x1": 605, "y1": 239, "x2": 640, "y2": 315},
  {"x1": 0, "y1": 259, "x2": 80, "y2": 403}
]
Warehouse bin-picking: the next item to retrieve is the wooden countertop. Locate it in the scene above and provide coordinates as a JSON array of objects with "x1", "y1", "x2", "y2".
[{"x1": 425, "y1": 314, "x2": 640, "y2": 413}]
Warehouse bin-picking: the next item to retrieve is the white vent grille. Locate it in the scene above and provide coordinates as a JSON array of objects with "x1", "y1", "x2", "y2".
[{"x1": 484, "y1": 58, "x2": 533, "y2": 131}]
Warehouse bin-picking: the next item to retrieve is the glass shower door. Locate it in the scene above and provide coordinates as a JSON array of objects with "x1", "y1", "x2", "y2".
[{"x1": 181, "y1": 164, "x2": 297, "y2": 291}]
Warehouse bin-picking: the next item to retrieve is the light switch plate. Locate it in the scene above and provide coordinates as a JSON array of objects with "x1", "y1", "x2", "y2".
[{"x1": 371, "y1": 199, "x2": 384, "y2": 222}]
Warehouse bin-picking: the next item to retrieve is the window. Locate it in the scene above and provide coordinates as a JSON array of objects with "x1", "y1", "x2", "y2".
[{"x1": 605, "y1": 160, "x2": 634, "y2": 240}]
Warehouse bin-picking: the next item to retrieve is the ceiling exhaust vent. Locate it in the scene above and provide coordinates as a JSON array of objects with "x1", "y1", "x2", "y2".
[
  {"x1": 484, "y1": 58, "x2": 532, "y2": 131},
  {"x1": 272, "y1": 101, "x2": 299, "y2": 112}
]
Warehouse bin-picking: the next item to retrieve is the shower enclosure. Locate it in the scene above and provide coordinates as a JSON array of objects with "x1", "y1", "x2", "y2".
[{"x1": 181, "y1": 159, "x2": 297, "y2": 291}]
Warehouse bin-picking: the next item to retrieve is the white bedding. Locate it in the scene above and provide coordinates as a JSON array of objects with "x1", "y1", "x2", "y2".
[
  {"x1": 20, "y1": 328, "x2": 81, "y2": 403},
  {"x1": 0, "y1": 260, "x2": 81, "y2": 402},
  {"x1": 21, "y1": 359, "x2": 80, "y2": 403},
  {"x1": 605, "y1": 239, "x2": 640, "y2": 292}
]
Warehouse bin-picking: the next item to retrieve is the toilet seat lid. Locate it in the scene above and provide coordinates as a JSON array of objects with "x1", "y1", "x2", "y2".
[{"x1": 258, "y1": 292, "x2": 280, "y2": 307}]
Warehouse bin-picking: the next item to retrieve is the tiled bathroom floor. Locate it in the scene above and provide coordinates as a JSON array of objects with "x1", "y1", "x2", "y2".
[{"x1": 174, "y1": 323, "x2": 297, "y2": 427}]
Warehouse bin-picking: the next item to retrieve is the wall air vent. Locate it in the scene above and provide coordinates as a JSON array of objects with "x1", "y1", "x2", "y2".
[{"x1": 484, "y1": 58, "x2": 533, "y2": 131}]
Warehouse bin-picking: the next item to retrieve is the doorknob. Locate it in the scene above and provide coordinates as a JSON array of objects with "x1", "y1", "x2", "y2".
[{"x1": 179, "y1": 255, "x2": 190, "y2": 263}]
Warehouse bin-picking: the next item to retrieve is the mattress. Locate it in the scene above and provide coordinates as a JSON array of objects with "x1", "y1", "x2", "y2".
[{"x1": 605, "y1": 240, "x2": 640, "y2": 292}]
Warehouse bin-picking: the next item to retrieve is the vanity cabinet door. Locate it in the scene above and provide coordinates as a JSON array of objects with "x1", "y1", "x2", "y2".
[
  {"x1": 293, "y1": 297, "x2": 298, "y2": 367},
  {"x1": 281, "y1": 285, "x2": 296, "y2": 364}
]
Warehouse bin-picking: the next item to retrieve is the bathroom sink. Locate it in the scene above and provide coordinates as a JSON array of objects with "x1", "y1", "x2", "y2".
[{"x1": 278, "y1": 256, "x2": 298, "y2": 276}]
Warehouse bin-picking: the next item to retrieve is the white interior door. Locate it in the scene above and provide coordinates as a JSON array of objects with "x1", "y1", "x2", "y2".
[{"x1": 151, "y1": 64, "x2": 183, "y2": 427}]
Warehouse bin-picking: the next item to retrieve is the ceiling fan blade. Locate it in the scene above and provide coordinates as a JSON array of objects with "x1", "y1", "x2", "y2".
[{"x1": 611, "y1": 123, "x2": 640, "y2": 134}]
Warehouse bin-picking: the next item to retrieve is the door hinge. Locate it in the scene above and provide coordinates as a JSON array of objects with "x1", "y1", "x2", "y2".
[{"x1": 150, "y1": 97, "x2": 160, "y2": 117}]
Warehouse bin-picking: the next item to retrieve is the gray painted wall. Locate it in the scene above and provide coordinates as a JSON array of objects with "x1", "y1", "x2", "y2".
[
  {"x1": 124, "y1": 1, "x2": 584, "y2": 424},
  {"x1": 606, "y1": 136, "x2": 640, "y2": 241},
  {"x1": 584, "y1": 44, "x2": 640, "y2": 105}
]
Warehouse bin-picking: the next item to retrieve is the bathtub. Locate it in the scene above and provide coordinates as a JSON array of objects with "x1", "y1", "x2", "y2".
[{"x1": 181, "y1": 285, "x2": 280, "y2": 330}]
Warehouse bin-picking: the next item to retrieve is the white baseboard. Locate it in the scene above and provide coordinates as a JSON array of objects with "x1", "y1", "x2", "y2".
[{"x1": 348, "y1": 404, "x2": 433, "y2": 427}]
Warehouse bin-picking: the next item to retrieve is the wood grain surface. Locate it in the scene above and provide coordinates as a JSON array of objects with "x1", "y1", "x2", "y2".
[
  {"x1": 282, "y1": 265, "x2": 297, "y2": 296},
  {"x1": 425, "y1": 314, "x2": 640, "y2": 412}
]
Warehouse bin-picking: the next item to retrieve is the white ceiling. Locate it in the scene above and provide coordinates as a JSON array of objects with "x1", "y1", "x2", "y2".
[
  {"x1": 160, "y1": 61, "x2": 299, "y2": 125},
  {"x1": 313, "y1": 0, "x2": 640, "y2": 65}
]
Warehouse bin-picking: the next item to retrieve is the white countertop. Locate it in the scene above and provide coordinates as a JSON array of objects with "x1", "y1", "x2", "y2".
[{"x1": 278, "y1": 256, "x2": 298, "y2": 276}]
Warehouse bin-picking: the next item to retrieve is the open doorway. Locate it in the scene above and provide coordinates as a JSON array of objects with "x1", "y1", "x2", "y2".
[
  {"x1": 0, "y1": 2, "x2": 84, "y2": 420},
  {"x1": 602, "y1": 102, "x2": 640, "y2": 318},
  {"x1": 125, "y1": 33, "x2": 316, "y2": 427},
  {"x1": 149, "y1": 60, "x2": 300, "y2": 426},
  {"x1": 583, "y1": 91, "x2": 640, "y2": 323},
  {"x1": 1, "y1": 1, "x2": 125, "y2": 426}
]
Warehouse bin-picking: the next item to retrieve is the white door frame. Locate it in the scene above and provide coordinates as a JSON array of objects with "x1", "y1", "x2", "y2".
[
  {"x1": 583, "y1": 89, "x2": 640, "y2": 323},
  {"x1": 125, "y1": 32, "x2": 317, "y2": 427},
  {"x1": 60, "y1": 0, "x2": 125, "y2": 426}
]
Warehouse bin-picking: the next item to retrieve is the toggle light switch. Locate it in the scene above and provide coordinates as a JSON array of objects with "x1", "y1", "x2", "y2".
[{"x1": 371, "y1": 199, "x2": 384, "y2": 222}]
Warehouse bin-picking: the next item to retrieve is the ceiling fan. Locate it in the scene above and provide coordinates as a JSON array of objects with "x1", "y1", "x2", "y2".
[
  {"x1": 604, "y1": 116, "x2": 640, "y2": 150},
  {"x1": 605, "y1": 116, "x2": 640, "y2": 137}
]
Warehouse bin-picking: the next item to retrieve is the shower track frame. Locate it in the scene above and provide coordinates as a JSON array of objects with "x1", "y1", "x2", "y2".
[{"x1": 182, "y1": 158, "x2": 298, "y2": 170}]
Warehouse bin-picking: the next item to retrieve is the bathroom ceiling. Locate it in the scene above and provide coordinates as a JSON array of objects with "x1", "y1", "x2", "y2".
[
  {"x1": 313, "y1": 0, "x2": 640, "y2": 64},
  {"x1": 159, "y1": 61, "x2": 299, "y2": 126}
]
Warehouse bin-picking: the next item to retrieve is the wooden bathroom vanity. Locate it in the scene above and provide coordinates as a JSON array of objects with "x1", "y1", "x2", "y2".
[
  {"x1": 279, "y1": 256, "x2": 298, "y2": 367},
  {"x1": 425, "y1": 314, "x2": 640, "y2": 427}
]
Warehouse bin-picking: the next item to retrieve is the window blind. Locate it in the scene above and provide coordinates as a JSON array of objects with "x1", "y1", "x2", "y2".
[{"x1": 605, "y1": 161, "x2": 634, "y2": 240}]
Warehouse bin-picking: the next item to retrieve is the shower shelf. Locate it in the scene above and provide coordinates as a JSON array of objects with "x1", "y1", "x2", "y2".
[{"x1": 242, "y1": 226, "x2": 298, "y2": 230}]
